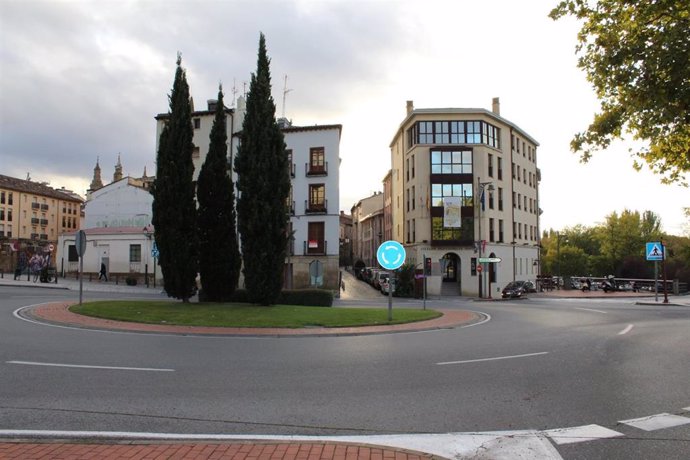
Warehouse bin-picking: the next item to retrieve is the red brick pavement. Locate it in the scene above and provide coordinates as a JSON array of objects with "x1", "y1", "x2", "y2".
[{"x1": 0, "y1": 441, "x2": 438, "y2": 460}]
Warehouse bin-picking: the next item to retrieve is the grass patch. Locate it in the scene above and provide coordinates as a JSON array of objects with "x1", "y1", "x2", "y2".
[{"x1": 69, "y1": 301, "x2": 442, "y2": 328}]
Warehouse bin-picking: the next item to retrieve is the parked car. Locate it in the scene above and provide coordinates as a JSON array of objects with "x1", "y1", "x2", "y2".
[
  {"x1": 501, "y1": 280, "x2": 535, "y2": 298},
  {"x1": 380, "y1": 277, "x2": 396, "y2": 295},
  {"x1": 373, "y1": 271, "x2": 390, "y2": 290}
]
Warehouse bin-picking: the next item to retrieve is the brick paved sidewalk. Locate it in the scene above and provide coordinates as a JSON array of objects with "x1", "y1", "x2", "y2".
[{"x1": 0, "y1": 441, "x2": 439, "y2": 460}]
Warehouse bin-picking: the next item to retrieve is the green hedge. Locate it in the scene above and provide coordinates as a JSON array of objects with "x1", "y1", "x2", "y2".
[{"x1": 199, "y1": 288, "x2": 333, "y2": 307}]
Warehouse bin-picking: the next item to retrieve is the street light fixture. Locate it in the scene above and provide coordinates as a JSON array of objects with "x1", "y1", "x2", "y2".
[{"x1": 477, "y1": 179, "x2": 494, "y2": 298}]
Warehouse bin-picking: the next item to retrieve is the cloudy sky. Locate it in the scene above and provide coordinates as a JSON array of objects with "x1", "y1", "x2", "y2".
[{"x1": 1, "y1": 0, "x2": 687, "y2": 236}]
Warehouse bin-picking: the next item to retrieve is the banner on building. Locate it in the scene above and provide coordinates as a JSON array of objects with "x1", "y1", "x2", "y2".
[{"x1": 443, "y1": 196, "x2": 462, "y2": 228}]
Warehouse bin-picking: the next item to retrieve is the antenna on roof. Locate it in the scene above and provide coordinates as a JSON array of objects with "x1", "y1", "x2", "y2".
[
  {"x1": 282, "y1": 74, "x2": 293, "y2": 119},
  {"x1": 231, "y1": 78, "x2": 238, "y2": 108}
]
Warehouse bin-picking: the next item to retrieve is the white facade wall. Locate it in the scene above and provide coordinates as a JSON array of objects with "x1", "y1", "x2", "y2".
[
  {"x1": 57, "y1": 228, "x2": 159, "y2": 282},
  {"x1": 84, "y1": 178, "x2": 153, "y2": 229}
]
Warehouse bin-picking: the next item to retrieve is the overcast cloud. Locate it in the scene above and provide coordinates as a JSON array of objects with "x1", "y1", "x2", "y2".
[{"x1": 1, "y1": 0, "x2": 687, "y2": 235}]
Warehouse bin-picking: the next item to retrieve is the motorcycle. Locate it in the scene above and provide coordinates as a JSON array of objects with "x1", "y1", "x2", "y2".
[
  {"x1": 580, "y1": 278, "x2": 592, "y2": 292},
  {"x1": 601, "y1": 275, "x2": 619, "y2": 293}
]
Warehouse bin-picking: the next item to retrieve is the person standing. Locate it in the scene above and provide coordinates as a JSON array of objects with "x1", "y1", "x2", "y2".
[{"x1": 99, "y1": 262, "x2": 108, "y2": 282}]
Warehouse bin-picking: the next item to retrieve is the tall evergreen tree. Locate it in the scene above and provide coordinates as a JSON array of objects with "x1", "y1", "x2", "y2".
[
  {"x1": 235, "y1": 33, "x2": 290, "y2": 305},
  {"x1": 196, "y1": 86, "x2": 241, "y2": 301},
  {"x1": 151, "y1": 54, "x2": 198, "y2": 302}
]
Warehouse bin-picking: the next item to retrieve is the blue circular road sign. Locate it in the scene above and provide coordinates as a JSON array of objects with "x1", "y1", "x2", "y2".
[{"x1": 377, "y1": 240, "x2": 406, "y2": 270}]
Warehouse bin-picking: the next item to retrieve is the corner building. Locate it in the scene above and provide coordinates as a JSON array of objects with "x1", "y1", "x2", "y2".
[{"x1": 389, "y1": 99, "x2": 541, "y2": 297}]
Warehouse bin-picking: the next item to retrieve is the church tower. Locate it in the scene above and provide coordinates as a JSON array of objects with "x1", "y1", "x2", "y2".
[{"x1": 113, "y1": 154, "x2": 123, "y2": 182}]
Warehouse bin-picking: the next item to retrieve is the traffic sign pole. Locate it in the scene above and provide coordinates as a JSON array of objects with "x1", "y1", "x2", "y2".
[{"x1": 376, "y1": 241, "x2": 406, "y2": 322}]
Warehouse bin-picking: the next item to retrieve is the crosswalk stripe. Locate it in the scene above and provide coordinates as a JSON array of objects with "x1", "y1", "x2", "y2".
[
  {"x1": 619, "y1": 413, "x2": 690, "y2": 431},
  {"x1": 544, "y1": 424, "x2": 624, "y2": 445}
]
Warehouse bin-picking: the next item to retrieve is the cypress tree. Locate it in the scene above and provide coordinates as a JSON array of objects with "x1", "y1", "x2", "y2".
[
  {"x1": 151, "y1": 54, "x2": 198, "y2": 302},
  {"x1": 235, "y1": 33, "x2": 290, "y2": 305},
  {"x1": 196, "y1": 86, "x2": 241, "y2": 301}
]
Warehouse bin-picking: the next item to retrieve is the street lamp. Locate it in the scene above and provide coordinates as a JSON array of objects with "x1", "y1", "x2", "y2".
[
  {"x1": 477, "y1": 179, "x2": 494, "y2": 298},
  {"x1": 556, "y1": 231, "x2": 567, "y2": 289}
]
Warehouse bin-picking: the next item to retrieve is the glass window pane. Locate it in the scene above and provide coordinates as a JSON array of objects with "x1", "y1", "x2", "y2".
[
  {"x1": 432, "y1": 184, "x2": 442, "y2": 196},
  {"x1": 452, "y1": 164, "x2": 462, "y2": 174},
  {"x1": 442, "y1": 164, "x2": 452, "y2": 174},
  {"x1": 442, "y1": 151, "x2": 451, "y2": 163},
  {"x1": 443, "y1": 184, "x2": 452, "y2": 196},
  {"x1": 452, "y1": 184, "x2": 462, "y2": 196},
  {"x1": 431, "y1": 165, "x2": 441, "y2": 174},
  {"x1": 431, "y1": 151, "x2": 441, "y2": 164}
]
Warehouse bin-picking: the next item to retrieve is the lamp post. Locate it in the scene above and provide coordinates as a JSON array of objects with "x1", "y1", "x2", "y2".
[
  {"x1": 477, "y1": 179, "x2": 494, "y2": 298},
  {"x1": 556, "y1": 232, "x2": 567, "y2": 289}
]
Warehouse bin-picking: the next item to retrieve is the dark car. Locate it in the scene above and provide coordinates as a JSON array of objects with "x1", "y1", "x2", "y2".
[{"x1": 502, "y1": 280, "x2": 535, "y2": 298}]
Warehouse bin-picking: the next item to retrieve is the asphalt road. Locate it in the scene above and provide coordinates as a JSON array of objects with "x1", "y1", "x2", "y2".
[{"x1": 1, "y1": 280, "x2": 688, "y2": 459}]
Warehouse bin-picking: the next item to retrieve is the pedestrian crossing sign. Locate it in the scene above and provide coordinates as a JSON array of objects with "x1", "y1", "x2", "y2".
[{"x1": 646, "y1": 242, "x2": 664, "y2": 261}]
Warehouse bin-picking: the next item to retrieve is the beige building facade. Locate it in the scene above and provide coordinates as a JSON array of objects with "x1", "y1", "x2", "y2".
[
  {"x1": 389, "y1": 99, "x2": 541, "y2": 297},
  {"x1": 0, "y1": 174, "x2": 84, "y2": 273}
]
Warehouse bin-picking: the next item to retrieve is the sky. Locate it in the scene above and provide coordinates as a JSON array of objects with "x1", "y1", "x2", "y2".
[{"x1": 1, "y1": 0, "x2": 687, "y2": 236}]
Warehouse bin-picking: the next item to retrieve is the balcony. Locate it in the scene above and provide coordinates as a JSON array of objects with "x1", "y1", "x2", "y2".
[
  {"x1": 31, "y1": 203, "x2": 40, "y2": 210},
  {"x1": 305, "y1": 162, "x2": 328, "y2": 177},
  {"x1": 287, "y1": 200, "x2": 295, "y2": 216},
  {"x1": 39, "y1": 234, "x2": 48, "y2": 240},
  {"x1": 303, "y1": 239, "x2": 328, "y2": 255},
  {"x1": 31, "y1": 218, "x2": 40, "y2": 224},
  {"x1": 30, "y1": 233, "x2": 39, "y2": 240},
  {"x1": 40, "y1": 219, "x2": 49, "y2": 226},
  {"x1": 305, "y1": 199, "x2": 328, "y2": 214},
  {"x1": 40, "y1": 204, "x2": 49, "y2": 211}
]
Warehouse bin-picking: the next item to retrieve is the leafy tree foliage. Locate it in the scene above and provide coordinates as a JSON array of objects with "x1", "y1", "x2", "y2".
[
  {"x1": 541, "y1": 209, "x2": 689, "y2": 284},
  {"x1": 196, "y1": 87, "x2": 241, "y2": 301},
  {"x1": 234, "y1": 34, "x2": 291, "y2": 305},
  {"x1": 550, "y1": 0, "x2": 690, "y2": 184},
  {"x1": 151, "y1": 55, "x2": 199, "y2": 302}
]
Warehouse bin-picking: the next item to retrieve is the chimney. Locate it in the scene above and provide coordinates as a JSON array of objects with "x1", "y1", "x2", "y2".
[
  {"x1": 492, "y1": 97, "x2": 500, "y2": 116},
  {"x1": 207, "y1": 99, "x2": 218, "y2": 111},
  {"x1": 406, "y1": 100, "x2": 414, "y2": 116}
]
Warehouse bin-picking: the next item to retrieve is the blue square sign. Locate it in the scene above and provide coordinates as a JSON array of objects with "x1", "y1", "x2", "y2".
[{"x1": 646, "y1": 242, "x2": 664, "y2": 261}]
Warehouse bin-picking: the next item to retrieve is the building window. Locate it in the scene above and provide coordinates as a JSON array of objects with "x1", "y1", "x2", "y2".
[
  {"x1": 411, "y1": 186, "x2": 415, "y2": 210},
  {"x1": 489, "y1": 218, "x2": 495, "y2": 242},
  {"x1": 498, "y1": 219, "x2": 504, "y2": 243},
  {"x1": 286, "y1": 149, "x2": 295, "y2": 177},
  {"x1": 129, "y1": 244, "x2": 142, "y2": 263},
  {"x1": 309, "y1": 147, "x2": 325, "y2": 173},
  {"x1": 497, "y1": 157, "x2": 503, "y2": 180},
  {"x1": 406, "y1": 158, "x2": 410, "y2": 182},
  {"x1": 193, "y1": 118, "x2": 201, "y2": 129},
  {"x1": 431, "y1": 183, "x2": 474, "y2": 207},
  {"x1": 431, "y1": 216, "x2": 473, "y2": 242},
  {"x1": 412, "y1": 218, "x2": 416, "y2": 242},
  {"x1": 410, "y1": 120, "x2": 499, "y2": 147},
  {"x1": 0, "y1": 192, "x2": 4, "y2": 204},
  {"x1": 307, "y1": 184, "x2": 326, "y2": 212},
  {"x1": 497, "y1": 187, "x2": 503, "y2": 211},
  {"x1": 431, "y1": 149, "x2": 472, "y2": 174},
  {"x1": 192, "y1": 146, "x2": 200, "y2": 159},
  {"x1": 307, "y1": 222, "x2": 325, "y2": 254},
  {"x1": 411, "y1": 154, "x2": 415, "y2": 178},
  {"x1": 488, "y1": 153, "x2": 494, "y2": 178}
]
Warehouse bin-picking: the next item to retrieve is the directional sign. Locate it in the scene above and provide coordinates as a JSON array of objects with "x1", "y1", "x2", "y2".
[
  {"x1": 646, "y1": 242, "x2": 664, "y2": 261},
  {"x1": 478, "y1": 257, "x2": 502, "y2": 263},
  {"x1": 377, "y1": 240, "x2": 406, "y2": 270},
  {"x1": 151, "y1": 241, "x2": 159, "y2": 258}
]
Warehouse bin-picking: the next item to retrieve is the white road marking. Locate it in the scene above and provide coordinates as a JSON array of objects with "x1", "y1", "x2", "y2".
[
  {"x1": 617, "y1": 324, "x2": 634, "y2": 335},
  {"x1": 0, "y1": 430, "x2": 564, "y2": 460},
  {"x1": 545, "y1": 424, "x2": 624, "y2": 445},
  {"x1": 436, "y1": 351, "x2": 549, "y2": 366},
  {"x1": 7, "y1": 360, "x2": 174, "y2": 372},
  {"x1": 461, "y1": 311, "x2": 491, "y2": 328},
  {"x1": 620, "y1": 413, "x2": 690, "y2": 431},
  {"x1": 574, "y1": 307, "x2": 608, "y2": 314}
]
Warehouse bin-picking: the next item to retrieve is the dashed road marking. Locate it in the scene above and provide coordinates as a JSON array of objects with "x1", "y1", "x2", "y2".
[
  {"x1": 575, "y1": 307, "x2": 608, "y2": 314},
  {"x1": 617, "y1": 324, "x2": 634, "y2": 335},
  {"x1": 7, "y1": 360, "x2": 174, "y2": 372},
  {"x1": 436, "y1": 351, "x2": 548, "y2": 366},
  {"x1": 619, "y1": 413, "x2": 690, "y2": 431},
  {"x1": 544, "y1": 424, "x2": 624, "y2": 445}
]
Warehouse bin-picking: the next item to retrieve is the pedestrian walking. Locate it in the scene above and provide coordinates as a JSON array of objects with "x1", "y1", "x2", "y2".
[{"x1": 99, "y1": 262, "x2": 108, "y2": 282}]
